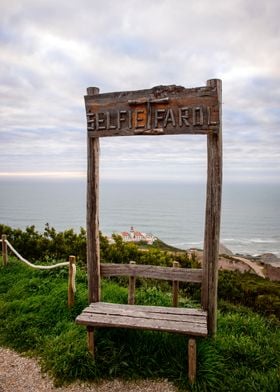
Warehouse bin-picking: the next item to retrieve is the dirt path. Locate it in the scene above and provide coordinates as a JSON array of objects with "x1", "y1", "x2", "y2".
[
  {"x1": 0, "y1": 347, "x2": 177, "y2": 392},
  {"x1": 192, "y1": 249, "x2": 266, "y2": 278},
  {"x1": 231, "y1": 256, "x2": 266, "y2": 278}
]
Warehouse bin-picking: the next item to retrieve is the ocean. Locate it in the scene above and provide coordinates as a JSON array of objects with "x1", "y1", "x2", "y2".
[{"x1": 0, "y1": 178, "x2": 279, "y2": 257}]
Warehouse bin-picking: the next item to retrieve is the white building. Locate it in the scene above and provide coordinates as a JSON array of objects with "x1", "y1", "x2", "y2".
[{"x1": 119, "y1": 226, "x2": 157, "y2": 244}]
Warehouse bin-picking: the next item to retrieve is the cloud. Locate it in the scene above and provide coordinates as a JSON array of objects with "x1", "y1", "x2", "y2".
[{"x1": 0, "y1": 0, "x2": 279, "y2": 182}]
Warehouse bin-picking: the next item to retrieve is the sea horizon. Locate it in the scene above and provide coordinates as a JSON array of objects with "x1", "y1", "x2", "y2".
[{"x1": 0, "y1": 178, "x2": 279, "y2": 257}]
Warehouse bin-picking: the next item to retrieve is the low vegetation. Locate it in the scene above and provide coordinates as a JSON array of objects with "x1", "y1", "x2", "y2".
[
  {"x1": 0, "y1": 223, "x2": 193, "y2": 266},
  {"x1": 0, "y1": 224, "x2": 280, "y2": 391},
  {"x1": 218, "y1": 270, "x2": 280, "y2": 321}
]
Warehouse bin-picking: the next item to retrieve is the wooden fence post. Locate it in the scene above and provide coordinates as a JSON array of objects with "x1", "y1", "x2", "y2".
[
  {"x1": 128, "y1": 261, "x2": 136, "y2": 305},
  {"x1": 172, "y1": 261, "x2": 179, "y2": 307},
  {"x1": 68, "y1": 255, "x2": 76, "y2": 307},
  {"x1": 2, "y1": 235, "x2": 8, "y2": 266}
]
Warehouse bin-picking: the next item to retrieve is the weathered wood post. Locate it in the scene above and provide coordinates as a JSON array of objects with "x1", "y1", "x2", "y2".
[
  {"x1": 68, "y1": 255, "x2": 76, "y2": 307},
  {"x1": 87, "y1": 325, "x2": 95, "y2": 356},
  {"x1": 201, "y1": 79, "x2": 222, "y2": 336},
  {"x1": 86, "y1": 86, "x2": 100, "y2": 356},
  {"x1": 2, "y1": 234, "x2": 8, "y2": 266},
  {"x1": 172, "y1": 261, "x2": 179, "y2": 307},
  {"x1": 188, "y1": 338, "x2": 197, "y2": 384},
  {"x1": 128, "y1": 261, "x2": 136, "y2": 305}
]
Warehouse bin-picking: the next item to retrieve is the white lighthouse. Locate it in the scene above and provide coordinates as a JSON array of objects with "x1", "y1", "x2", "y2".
[{"x1": 130, "y1": 226, "x2": 135, "y2": 239}]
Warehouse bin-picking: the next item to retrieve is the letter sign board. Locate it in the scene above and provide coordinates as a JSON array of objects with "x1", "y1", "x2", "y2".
[{"x1": 85, "y1": 83, "x2": 220, "y2": 137}]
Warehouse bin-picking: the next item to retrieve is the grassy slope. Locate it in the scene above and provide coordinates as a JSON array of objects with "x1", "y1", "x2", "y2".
[{"x1": 0, "y1": 258, "x2": 279, "y2": 391}]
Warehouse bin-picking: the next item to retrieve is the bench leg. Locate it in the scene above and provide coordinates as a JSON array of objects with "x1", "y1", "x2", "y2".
[
  {"x1": 87, "y1": 326, "x2": 95, "y2": 357},
  {"x1": 188, "y1": 338, "x2": 196, "y2": 384}
]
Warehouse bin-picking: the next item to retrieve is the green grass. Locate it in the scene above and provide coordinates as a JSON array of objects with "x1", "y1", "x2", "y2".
[{"x1": 0, "y1": 257, "x2": 279, "y2": 391}]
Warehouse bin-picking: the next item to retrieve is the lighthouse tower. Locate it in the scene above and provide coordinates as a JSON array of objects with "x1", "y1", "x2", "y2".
[{"x1": 130, "y1": 226, "x2": 135, "y2": 239}]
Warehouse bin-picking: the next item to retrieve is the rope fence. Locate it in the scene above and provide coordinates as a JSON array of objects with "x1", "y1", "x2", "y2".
[{"x1": 1, "y1": 234, "x2": 76, "y2": 307}]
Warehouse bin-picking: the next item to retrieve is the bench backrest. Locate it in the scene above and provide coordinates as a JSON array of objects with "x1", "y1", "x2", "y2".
[
  {"x1": 100, "y1": 263, "x2": 202, "y2": 283},
  {"x1": 100, "y1": 261, "x2": 203, "y2": 307}
]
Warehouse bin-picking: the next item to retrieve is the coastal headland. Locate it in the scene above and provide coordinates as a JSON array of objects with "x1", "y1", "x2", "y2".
[
  {"x1": 107, "y1": 227, "x2": 279, "y2": 281},
  {"x1": 189, "y1": 246, "x2": 280, "y2": 281}
]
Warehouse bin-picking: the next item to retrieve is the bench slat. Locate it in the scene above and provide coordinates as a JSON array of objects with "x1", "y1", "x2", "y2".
[
  {"x1": 82, "y1": 305, "x2": 206, "y2": 325},
  {"x1": 90, "y1": 302, "x2": 207, "y2": 316},
  {"x1": 76, "y1": 302, "x2": 208, "y2": 337}
]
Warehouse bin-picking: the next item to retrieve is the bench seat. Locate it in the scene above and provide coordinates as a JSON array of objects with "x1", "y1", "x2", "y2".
[{"x1": 76, "y1": 302, "x2": 208, "y2": 337}]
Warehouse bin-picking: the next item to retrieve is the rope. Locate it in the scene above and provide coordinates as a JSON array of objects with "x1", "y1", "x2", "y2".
[{"x1": 5, "y1": 239, "x2": 69, "y2": 270}]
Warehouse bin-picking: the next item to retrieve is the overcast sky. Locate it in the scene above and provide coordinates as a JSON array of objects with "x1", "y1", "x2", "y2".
[{"x1": 0, "y1": 0, "x2": 279, "y2": 183}]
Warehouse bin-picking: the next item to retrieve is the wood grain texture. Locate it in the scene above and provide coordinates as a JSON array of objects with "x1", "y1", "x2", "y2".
[
  {"x1": 85, "y1": 83, "x2": 219, "y2": 137},
  {"x1": 81, "y1": 307, "x2": 207, "y2": 325},
  {"x1": 188, "y1": 338, "x2": 197, "y2": 383},
  {"x1": 76, "y1": 302, "x2": 208, "y2": 336},
  {"x1": 100, "y1": 263, "x2": 203, "y2": 283},
  {"x1": 201, "y1": 79, "x2": 222, "y2": 336},
  {"x1": 67, "y1": 255, "x2": 76, "y2": 307},
  {"x1": 87, "y1": 87, "x2": 101, "y2": 303},
  {"x1": 172, "y1": 261, "x2": 179, "y2": 307},
  {"x1": 87, "y1": 326, "x2": 95, "y2": 356},
  {"x1": 88, "y1": 302, "x2": 207, "y2": 315},
  {"x1": 128, "y1": 261, "x2": 136, "y2": 305},
  {"x1": 1, "y1": 235, "x2": 8, "y2": 266}
]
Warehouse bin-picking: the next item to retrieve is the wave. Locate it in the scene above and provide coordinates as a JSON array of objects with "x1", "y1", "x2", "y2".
[
  {"x1": 170, "y1": 241, "x2": 203, "y2": 248},
  {"x1": 250, "y1": 238, "x2": 279, "y2": 244},
  {"x1": 222, "y1": 238, "x2": 279, "y2": 244}
]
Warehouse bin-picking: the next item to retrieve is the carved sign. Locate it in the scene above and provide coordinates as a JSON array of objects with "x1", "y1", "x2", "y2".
[{"x1": 85, "y1": 83, "x2": 220, "y2": 138}]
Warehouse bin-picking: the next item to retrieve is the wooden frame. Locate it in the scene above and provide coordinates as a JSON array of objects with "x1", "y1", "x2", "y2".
[
  {"x1": 78, "y1": 79, "x2": 222, "y2": 383},
  {"x1": 86, "y1": 79, "x2": 222, "y2": 336}
]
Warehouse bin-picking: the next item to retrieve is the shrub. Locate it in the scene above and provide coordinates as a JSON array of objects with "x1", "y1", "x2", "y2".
[
  {"x1": 0, "y1": 223, "x2": 87, "y2": 264},
  {"x1": 218, "y1": 270, "x2": 280, "y2": 319},
  {"x1": 0, "y1": 224, "x2": 193, "y2": 269}
]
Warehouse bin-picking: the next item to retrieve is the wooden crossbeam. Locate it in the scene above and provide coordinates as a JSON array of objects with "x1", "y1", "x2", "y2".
[{"x1": 100, "y1": 263, "x2": 203, "y2": 283}]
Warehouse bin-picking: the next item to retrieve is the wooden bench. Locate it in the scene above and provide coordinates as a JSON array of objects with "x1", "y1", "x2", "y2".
[
  {"x1": 76, "y1": 302, "x2": 208, "y2": 335},
  {"x1": 76, "y1": 261, "x2": 208, "y2": 382}
]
